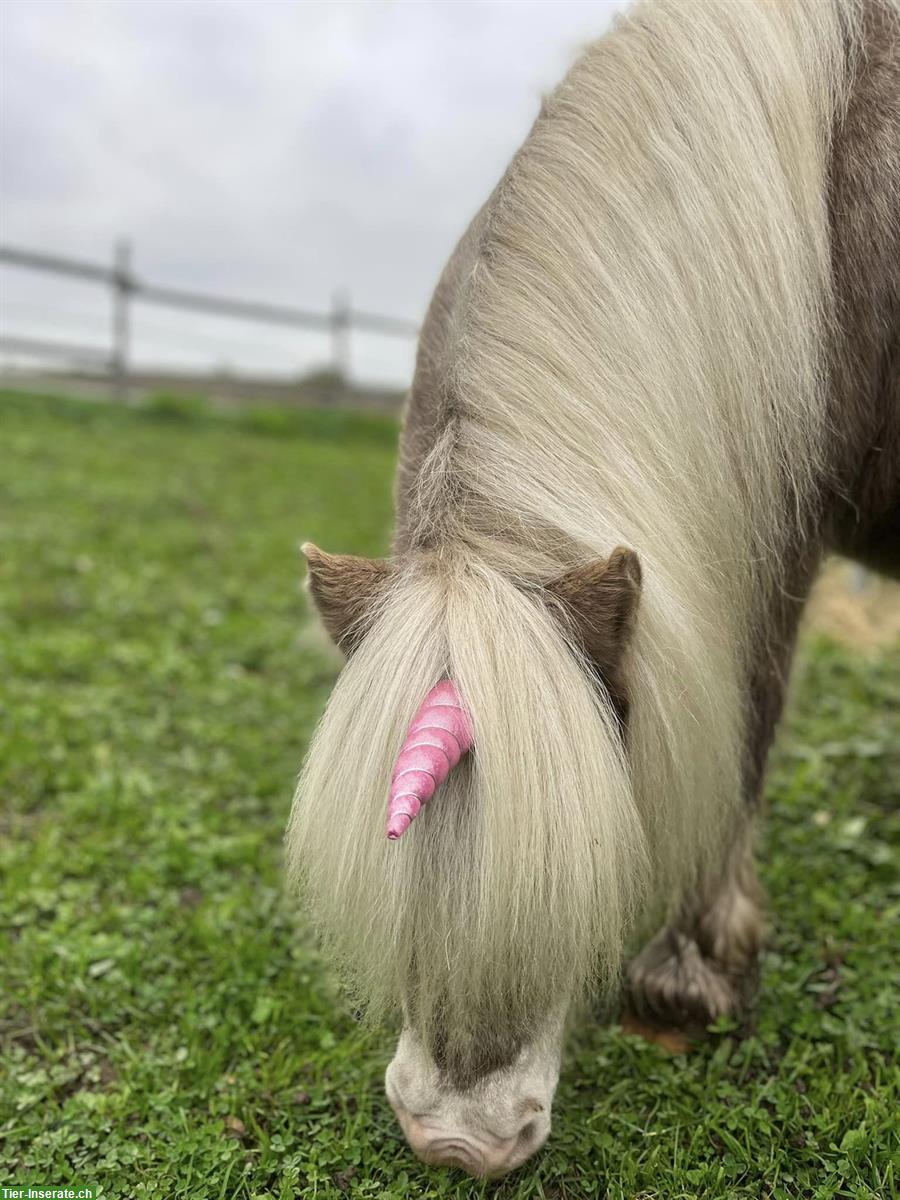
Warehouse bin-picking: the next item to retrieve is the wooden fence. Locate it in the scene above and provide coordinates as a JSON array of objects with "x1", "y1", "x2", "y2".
[{"x1": 0, "y1": 241, "x2": 419, "y2": 400}]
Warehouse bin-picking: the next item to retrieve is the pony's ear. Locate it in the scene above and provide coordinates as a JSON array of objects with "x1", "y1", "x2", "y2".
[
  {"x1": 545, "y1": 547, "x2": 642, "y2": 701},
  {"x1": 301, "y1": 542, "x2": 395, "y2": 655}
]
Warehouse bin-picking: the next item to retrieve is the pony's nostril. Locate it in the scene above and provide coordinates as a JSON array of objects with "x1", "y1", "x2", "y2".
[{"x1": 518, "y1": 1120, "x2": 537, "y2": 1144}]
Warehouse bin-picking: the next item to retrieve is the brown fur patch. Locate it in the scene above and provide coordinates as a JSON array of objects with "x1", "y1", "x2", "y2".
[
  {"x1": 431, "y1": 1024, "x2": 523, "y2": 1092},
  {"x1": 827, "y1": 0, "x2": 900, "y2": 562},
  {"x1": 302, "y1": 543, "x2": 395, "y2": 655}
]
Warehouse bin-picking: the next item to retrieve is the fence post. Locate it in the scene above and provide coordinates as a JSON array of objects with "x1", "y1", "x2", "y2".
[
  {"x1": 330, "y1": 289, "x2": 350, "y2": 392},
  {"x1": 112, "y1": 239, "x2": 132, "y2": 402}
]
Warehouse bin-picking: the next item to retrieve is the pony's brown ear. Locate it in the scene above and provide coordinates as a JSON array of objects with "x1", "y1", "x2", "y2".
[
  {"x1": 301, "y1": 542, "x2": 395, "y2": 655},
  {"x1": 545, "y1": 547, "x2": 642, "y2": 710}
]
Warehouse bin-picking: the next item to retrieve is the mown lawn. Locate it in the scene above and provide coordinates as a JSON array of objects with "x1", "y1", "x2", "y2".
[{"x1": 1, "y1": 390, "x2": 897, "y2": 1200}]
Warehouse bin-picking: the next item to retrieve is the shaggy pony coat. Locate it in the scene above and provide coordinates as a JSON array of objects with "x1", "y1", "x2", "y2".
[{"x1": 288, "y1": 0, "x2": 899, "y2": 1076}]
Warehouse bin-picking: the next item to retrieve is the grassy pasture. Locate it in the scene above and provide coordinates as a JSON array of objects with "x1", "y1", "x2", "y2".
[{"x1": 1, "y1": 390, "x2": 897, "y2": 1199}]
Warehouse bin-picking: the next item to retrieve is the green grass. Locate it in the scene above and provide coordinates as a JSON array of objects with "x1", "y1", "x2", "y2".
[{"x1": 1, "y1": 390, "x2": 897, "y2": 1200}]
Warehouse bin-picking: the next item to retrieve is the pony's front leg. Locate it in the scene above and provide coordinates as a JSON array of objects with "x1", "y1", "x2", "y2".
[{"x1": 626, "y1": 820, "x2": 763, "y2": 1028}]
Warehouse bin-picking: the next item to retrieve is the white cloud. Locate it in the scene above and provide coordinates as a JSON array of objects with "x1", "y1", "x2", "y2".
[{"x1": 0, "y1": 0, "x2": 622, "y2": 385}]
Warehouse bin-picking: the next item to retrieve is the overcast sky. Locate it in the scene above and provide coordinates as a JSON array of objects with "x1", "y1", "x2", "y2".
[{"x1": 1, "y1": 0, "x2": 622, "y2": 386}]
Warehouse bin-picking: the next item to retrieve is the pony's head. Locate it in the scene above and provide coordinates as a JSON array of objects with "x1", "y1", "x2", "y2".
[{"x1": 291, "y1": 542, "x2": 645, "y2": 1176}]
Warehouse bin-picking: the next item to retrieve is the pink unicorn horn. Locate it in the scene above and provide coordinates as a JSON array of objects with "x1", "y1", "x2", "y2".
[{"x1": 386, "y1": 679, "x2": 474, "y2": 840}]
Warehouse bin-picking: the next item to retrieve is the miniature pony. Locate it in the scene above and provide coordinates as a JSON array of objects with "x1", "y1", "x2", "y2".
[{"x1": 288, "y1": 0, "x2": 899, "y2": 1176}]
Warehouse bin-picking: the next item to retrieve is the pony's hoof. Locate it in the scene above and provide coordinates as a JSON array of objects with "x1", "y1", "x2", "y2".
[{"x1": 626, "y1": 927, "x2": 747, "y2": 1029}]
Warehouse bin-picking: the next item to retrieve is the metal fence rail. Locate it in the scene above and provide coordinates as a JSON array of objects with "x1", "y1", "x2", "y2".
[{"x1": 0, "y1": 241, "x2": 419, "y2": 399}]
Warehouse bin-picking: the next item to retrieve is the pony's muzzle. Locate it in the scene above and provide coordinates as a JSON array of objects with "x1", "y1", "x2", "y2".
[
  {"x1": 384, "y1": 1089, "x2": 547, "y2": 1180},
  {"x1": 385, "y1": 1025, "x2": 559, "y2": 1177}
]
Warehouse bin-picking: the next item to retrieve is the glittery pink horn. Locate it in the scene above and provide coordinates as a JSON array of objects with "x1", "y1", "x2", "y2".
[{"x1": 386, "y1": 679, "x2": 474, "y2": 841}]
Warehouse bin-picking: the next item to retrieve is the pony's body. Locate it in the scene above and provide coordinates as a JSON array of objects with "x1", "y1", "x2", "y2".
[{"x1": 289, "y1": 0, "x2": 899, "y2": 1176}]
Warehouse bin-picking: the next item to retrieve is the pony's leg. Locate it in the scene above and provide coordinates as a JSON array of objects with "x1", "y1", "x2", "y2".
[
  {"x1": 626, "y1": 819, "x2": 763, "y2": 1027},
  {"x1": 626, "y1": 532, "x2": 819, "y2": 1028}
]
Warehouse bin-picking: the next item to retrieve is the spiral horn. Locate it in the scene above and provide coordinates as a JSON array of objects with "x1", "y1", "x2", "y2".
[{"x1": 386, "y1": 679, "x2": 474, "y2": 840}]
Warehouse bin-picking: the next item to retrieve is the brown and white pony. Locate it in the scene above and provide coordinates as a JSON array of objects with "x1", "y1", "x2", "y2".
[{"x1": 288, "y1": 0, "x2": 899, "y2": 1177}]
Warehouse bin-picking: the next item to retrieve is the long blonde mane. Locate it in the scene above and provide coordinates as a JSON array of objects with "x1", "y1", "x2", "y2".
[{"x1": 288, "y1": 0, "x2": 859, "y2": 1058}]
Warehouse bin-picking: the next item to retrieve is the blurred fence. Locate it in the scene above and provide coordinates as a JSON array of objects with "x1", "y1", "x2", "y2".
[{"x1": 0, "y1": 241, "x2": 419, "y2": 401}]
